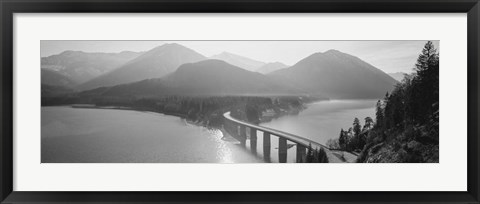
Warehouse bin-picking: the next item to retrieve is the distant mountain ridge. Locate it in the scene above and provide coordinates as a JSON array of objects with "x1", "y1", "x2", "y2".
[
  {"x1": 82, "y1": 60, "x2": 303, "y2": 97},
  {"x1": 256, "y1": 62, "x2": 288, "y2": 74},
  {"x1": 41, "y1": 50, "x2": 142, "y2": 84},
  {"x1": 78, "y1": 43, "x2": 207, "y2": 91},
  {"x1": 43, "y1": 44, "x2": 398, "y2": 100},
  {"x1": 210, "y1": 52, "x2": 266, "y2": 72},
  {"x1": 41, "y1": 69, "x2": 77, "y2": 88},
  {"x1": 269, "y1": 49, "x2": 397, "y2": 99},
  {"x1": 388, "y1": 72, "x2": 407, "y2": 82}
]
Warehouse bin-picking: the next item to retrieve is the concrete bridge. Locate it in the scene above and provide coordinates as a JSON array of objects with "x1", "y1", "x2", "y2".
[{"x1": 222, "y1": 112, "x2": 354, "y2": 163}]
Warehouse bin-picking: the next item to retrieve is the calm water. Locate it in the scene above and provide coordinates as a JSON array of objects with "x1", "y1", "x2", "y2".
[
  {"x1": 41, "y1": 107, "x2": 262, "y2": 163},
  {"x1": 41, "y1": 100, "x2": 376, "y2": 163},
  {"x1": 260, "y1": 100, "x2": 377, "y2": 145}
]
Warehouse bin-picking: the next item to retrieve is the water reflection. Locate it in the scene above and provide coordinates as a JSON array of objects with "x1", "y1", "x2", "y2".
[
  {"x1": 208, "y1": 129, "x2": 234, "y2": 163},
  {"x1": 42, "y1": 107, "x2": 261, "y2": 163},
  {"x1": 260, "y1": 100, "x2": 377, "y2": 146},
  {"x1": 42, "y1": 100, "x2": 375, "y2": 163}
]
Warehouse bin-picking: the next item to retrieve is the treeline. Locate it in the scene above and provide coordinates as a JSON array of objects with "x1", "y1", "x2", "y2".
[
  {"x1": 328, "y1": 41, "x2": 439, "y2": 163},
  {"x1": 132, "y1": 96, "x2": 282, "y2": 127},
  {"x1": 375, "y1": 42, "x2": 439, "y2": 136},
  {"x1": 43, "y1": 93, "x2": 311, "y2": 128},
  {"x1": 305, "y1": 144, "x2": 329, "y2": 163},
  {"x1": 326, "y1": 117, "x2": 374, "y2": 152},
  {"x1": 230, "y1": 96, "x2": 309, "y2": 124}
]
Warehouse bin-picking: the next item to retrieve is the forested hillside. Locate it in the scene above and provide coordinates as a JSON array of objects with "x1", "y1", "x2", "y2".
[{"x1": 327, "y1": 41, "x2": 439, "y2": 163}]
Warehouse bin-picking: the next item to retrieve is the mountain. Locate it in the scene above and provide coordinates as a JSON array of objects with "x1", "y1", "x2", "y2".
[
  {"x1": 82, "y1": 60, "x2": 302, "y2": 97},
  {"x1": 41, "y1": 68, "x2": 77, "y2": 88},
  {"x1": 256, "y1": 62, "x2": 288, "y2": 74},
  {"x1": 42, "y1": 84, "x2": 73, "y2": 98},
  {"x1": 388, "y1": 72, "x2": 407, "y2": 82},
  {"x1": 78, "y1": 43, "x2": 206, "y2": 91},
  {"x1": 41, "y1": 50, "x2": 142, "y2": 84},
  {"x1": 269, "y1": 49, "x2": 398, "y2": 99},
  {"x1": 210, "y1": 52, "x2": 266, "y2": 72}
]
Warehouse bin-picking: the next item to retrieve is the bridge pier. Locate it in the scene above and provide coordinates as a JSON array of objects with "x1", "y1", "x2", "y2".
[
  {"x1": 279, "y1": 137, "x2": 287, "y2": 163},
  {"x1": 263, "y1": 132, "x2": 271, "y2": 162},
  {"x1": 296, "y1": 144, "x2": 306, "y2": 163},
  {"x1": 233, "y1": 124, "x2": 238, "y2": 138},
  {"x1": 250, "y1": 128, "x2": 257, "y2": 155},
  {"x1": 223, "y1": 112, "x2": 329, "y2": 164},
  {"x1": 239, "y1": 125, "x2": 247, "y2": 147},
  {"x1": 226, "y1": 121, "x2": 234, "y2": 136},
  {"x1": 225, "y1": 121, "x2": 233, "y2": 136}
]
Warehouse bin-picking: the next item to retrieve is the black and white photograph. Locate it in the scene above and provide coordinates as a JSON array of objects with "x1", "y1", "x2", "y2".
[{"x1": 41, "y1": 40, "x2": 439, "y2": 163}]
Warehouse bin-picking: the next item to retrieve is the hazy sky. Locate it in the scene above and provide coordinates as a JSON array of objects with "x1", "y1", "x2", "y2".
[{"x1": 41, "y1": 40, "x2": 439, "y2": 74}]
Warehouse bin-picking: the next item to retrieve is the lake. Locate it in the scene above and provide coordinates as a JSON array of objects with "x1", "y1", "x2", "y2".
[
  {"x1": 260, "y1": 100, "x2": 377, "y2": 145},
  {"x1": 41, "y1": 107, "x2": 262, "y2": 163},
  {"x1": 41, "y1": 100, "x2": 376, "y2": 163}
]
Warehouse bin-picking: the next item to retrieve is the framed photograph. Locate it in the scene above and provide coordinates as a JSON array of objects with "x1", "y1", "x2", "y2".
[{"x1": 1, "y1": 0, "x2": 479, "y2": 203}]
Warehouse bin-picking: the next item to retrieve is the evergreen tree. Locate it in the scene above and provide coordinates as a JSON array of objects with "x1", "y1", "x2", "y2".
[
  {"x1": 375, "y1": 100, "x2": 384, "y2": 128},
  {"x1": 363, "y1": 117, "x2": 374, "y2": 131},
  {"x1": 412, "y1": 41, "x2": 439, "y2": 124},
  {"x1": 353, "y1": 117, "x2": 361, "y2": 137},
  {"x1": 353, "y1": 41, "x2": 439, "y2": 162},
  {"x1": 316, "y1": 148, "x2": 329, "y2": 163},
  {"x1": 346, "y1": 128, "x2": 353, "y2": 151},
  {"x1": 338, "y1": 129, "x2": 346, "y2": 150},
  {"x1": 306, "y1": 143, "x2": 314, "y2": 162}
]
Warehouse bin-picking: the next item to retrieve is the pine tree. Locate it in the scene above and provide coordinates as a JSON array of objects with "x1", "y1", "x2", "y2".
[
  {"x1": 412, "y1": 41, "x2": 439, "y2": 124},
  {"x1": 375, "y1": 100, "x2": 384, "y2": 128},
  {"x1": 306, "y1": 143, "x2": 313, "y2": 162},
  {"x1": 338, "y1": 129, "x2": 346, "y2": 150},
  {"x1": 353, "y1": 118, "x2": 361, "y2": 137},
  {"x1": 317, "y1": 148, "x2": 329, "y2": 163},
  {"x1": 415, "y1": 41, "x2": 438, "y2": 80},
  {"x1": 363, "y1": 117, "x2": 374, "y2": 131}
]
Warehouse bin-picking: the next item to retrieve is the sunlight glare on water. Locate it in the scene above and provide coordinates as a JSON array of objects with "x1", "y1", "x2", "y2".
[
  {"x1": 42, "y1": 107, "x2": 261, "y2": 163},
  {"x1": 42, "y1": 100, "x2": 376, "y2": 163},
  {"x1": 208, "y1": 129, "x2": 234, "y2": 163}
]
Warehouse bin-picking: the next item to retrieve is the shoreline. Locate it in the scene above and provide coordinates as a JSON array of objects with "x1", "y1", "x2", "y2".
[
  {"x1": 67, "y1": 104, "x2": 189, "y2": 119},
  {"x1": 43, "y1": 101, "x2": 361, "y2": 163}
]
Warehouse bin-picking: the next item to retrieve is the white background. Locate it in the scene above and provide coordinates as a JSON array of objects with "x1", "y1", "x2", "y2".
[{"x1": 14, "y1": 13, "x2": 467, "y2": 191}]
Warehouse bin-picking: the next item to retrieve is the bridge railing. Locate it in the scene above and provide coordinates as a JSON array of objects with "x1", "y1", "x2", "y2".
[{"x1": 223, "y1": 111, "x2": 328, "y2": 163}]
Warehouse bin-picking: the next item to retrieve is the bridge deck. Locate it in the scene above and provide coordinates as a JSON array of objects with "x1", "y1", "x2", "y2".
[
  {"x1": 223, "y1": 112, "x2": 356, "y2": 163},
  {"x1": 223, "y1": 112, "x2": 328, "y2": 149}
]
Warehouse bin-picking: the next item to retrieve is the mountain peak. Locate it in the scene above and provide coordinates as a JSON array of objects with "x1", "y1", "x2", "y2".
[
  {"x1": 162, "y1": 43, "x2": 183, "y2": 48},
  {"x1": 59, "y1": 50, "x2": 85, "y2": 56},
  {"x1": 270, "y1": 49, "x2": 398, "y2": 99},
  {"x1": 175, "y1": 59, "x2": 249, "y2": 76},
  {"x1": 177, "y1": 59, "x2": 230, "y2": 71},
  {"x1": 325, "y1": 49, "x2": 341, "y2": 54},
  {"x1": 134, "y1": 43, "x2": 205, "y2": 61},
  {"x1": 194, "y1": 59, "x2": 228, "y2": 65},
  {"x1": 306, "y1": 49, "x2": 344, "y2": 58},
  {"x1": 210, "y1": 52, "x2": 265, "y2": 72},
  {"x1": 78, "y1": 43, "x2": 206, "y2": 90},
  {"x1": 211, "y1": 51, "x2": 238, "y2": 58},
  {"x1": 149, "y1": 43, "x2": 186, "y2": 51}
]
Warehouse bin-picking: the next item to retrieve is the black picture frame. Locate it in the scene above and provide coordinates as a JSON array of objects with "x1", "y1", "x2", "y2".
[{"x1": 1, "y1": 0, "x2": 479, "y2": 203}]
